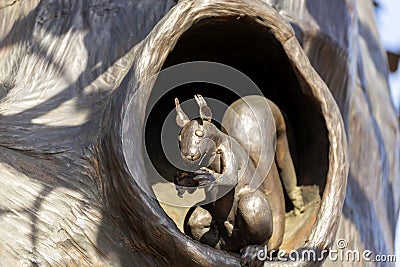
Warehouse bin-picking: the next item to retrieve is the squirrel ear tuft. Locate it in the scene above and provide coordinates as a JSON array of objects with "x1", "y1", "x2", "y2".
[
  {"x1": 194, "y1": 94, "x2": 212, "y2": 122},
  {"x1": 175, "y1": 98, "x2": 190, "y2": 127}
]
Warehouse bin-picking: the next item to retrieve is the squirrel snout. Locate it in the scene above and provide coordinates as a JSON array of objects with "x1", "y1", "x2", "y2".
[{"x1": 185, "y1": 154, "x2": 200, "y2": 161}]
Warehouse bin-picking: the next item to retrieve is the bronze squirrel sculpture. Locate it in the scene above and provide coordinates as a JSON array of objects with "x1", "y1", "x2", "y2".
[{"x1": 174, "y1": 95, "x2": 304, "y2": 264}]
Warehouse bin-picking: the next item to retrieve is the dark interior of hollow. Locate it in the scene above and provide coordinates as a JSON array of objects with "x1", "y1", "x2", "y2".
[{"x1": 145, "y1": 16, "x2": 329, "y2": 205}]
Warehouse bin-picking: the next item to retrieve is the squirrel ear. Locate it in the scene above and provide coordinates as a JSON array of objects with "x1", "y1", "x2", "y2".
[
  {"x1": 175, "y1": 98, "x2": 190, "y2": 127},
  {"x1": 194, "y1": 94, "x2": 212, "y2": 122}
]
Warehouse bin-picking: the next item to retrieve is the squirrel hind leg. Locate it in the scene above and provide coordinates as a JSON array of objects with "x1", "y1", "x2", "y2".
[{"x1": 237, "y1": 190, "x2": 273, "y2": 245}]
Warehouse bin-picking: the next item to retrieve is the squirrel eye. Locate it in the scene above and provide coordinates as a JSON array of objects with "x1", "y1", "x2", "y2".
[{"x1": 195, "y1": 130, "x2": 204, "y2": 137}]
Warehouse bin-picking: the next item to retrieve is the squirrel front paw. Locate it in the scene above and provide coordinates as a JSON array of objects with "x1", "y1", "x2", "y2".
[{"x1": 193, "y1": 167, "x2": 217, "y2": 189}]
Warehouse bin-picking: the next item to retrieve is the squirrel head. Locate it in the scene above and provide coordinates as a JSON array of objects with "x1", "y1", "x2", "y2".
[{"x1": 175, "y1": 95, "x2": 218, "y2": 165}]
